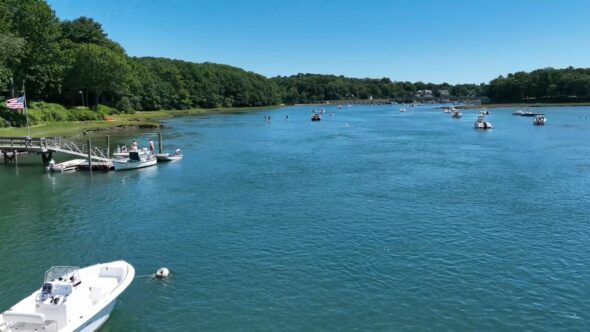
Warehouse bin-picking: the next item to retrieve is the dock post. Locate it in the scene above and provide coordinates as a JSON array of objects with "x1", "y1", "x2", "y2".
[
  {"x1": 87, "y1": 138, "x2": 92, "y2": 171},
  {"x1": 158, "y1": 132, "x2": 162, "y2": 154},
  {"x1": 41, "y1": 151, "x2": 52, "y2": 167},
  {"x1": 14, "y1": 150, "x2": 17, "y2": 165},
  {"x1": 106, "y1": 135, "x2": 110, "y2": 158}
]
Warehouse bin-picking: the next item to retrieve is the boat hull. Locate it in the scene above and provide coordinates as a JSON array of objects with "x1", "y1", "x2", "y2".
[
  {"x1": 155, "y1": 154, "x2": 183, "y2": 162},
  {"x1": 474, "y1": 122, "x2": 492, "y2": 129},
  {"x1": 75, "y1": 299, "x2": 116, "y2": 332},
  {"x1": 113, "y1": 158, "x2": 157, "y2": 171}
]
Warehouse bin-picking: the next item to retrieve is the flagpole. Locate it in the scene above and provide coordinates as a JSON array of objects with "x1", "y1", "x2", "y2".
[{"x1": 23, "y1": 93, "x2": 31, "y2": 138}]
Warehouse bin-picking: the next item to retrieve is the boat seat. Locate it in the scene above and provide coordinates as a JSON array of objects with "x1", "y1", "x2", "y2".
[
  {"x1": 3, "y1": 311, "x2": 45, "y2": 324},
  {"x1": 98, "y1": 266, "x2": 125, "y2": 281}
]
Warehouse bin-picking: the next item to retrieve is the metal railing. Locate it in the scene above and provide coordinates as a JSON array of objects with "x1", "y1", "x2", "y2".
[{"x1": 0, "y1": 136, "x2": 110, "y2": 161}]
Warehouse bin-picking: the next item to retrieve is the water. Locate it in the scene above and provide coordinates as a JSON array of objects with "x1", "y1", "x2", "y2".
[{"x1": 1, "y1": 105, "x2": 590, "y2": 330}]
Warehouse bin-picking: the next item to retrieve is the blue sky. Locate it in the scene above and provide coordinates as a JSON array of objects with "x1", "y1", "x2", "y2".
[{"x1": 48, "y1": 0, "x2": 590, "y2": 84}]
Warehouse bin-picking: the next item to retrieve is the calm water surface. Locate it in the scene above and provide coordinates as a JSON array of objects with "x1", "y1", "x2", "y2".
[{"x1": 1, "y1": 105, "x2": 590, "y2": 330}]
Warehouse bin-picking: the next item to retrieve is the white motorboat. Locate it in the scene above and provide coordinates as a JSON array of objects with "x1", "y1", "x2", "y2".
[
  {"x1": 533, "y1": 115, "x2": 547, "y2": 125},
  {"x1": 399, "y1": 107, "x2": 406, "y2": 112},
  {"x1": 474, "y1": 114, "x2": 492, "y2": 129},
  {"x1": 451, "y1": 110, "x2": 462, "y2": 118},
  {"x1": 155, "y1": 152, "x2": 183, "y2": 162},
  {"x1": 47, "y1": 159, "x2": 86, "y2": 173},
  {"x1": 0, "y1": 260, "x2": 134, "y2": 332},
  {"x1": 512, "y1": 110, "x2": 524, "y2": 115},
  {"x1": 113, "y1": 151, "x2": 157, "y2": 171}
]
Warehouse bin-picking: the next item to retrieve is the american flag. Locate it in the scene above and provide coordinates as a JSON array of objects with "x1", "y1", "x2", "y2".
[{"x1": 5, "y1": 96, "x2": 25, "y2": 109}]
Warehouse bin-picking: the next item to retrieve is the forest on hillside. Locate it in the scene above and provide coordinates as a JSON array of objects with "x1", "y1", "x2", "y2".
[{"x1": 0, "y1": 0, "x2": 281, "y2": 111}]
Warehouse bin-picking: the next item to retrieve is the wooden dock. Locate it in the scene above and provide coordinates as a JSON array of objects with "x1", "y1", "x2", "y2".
[{"x1": 0, "y1": 136, "x2": 112, "y2": 167}]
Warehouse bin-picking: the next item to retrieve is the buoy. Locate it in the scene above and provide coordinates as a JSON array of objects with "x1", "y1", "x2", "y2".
[{"x1": 155, "y1": 267, "x2": 169, "y2": 279}]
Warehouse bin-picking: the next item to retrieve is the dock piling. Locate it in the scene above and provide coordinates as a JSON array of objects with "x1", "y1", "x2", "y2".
[
  {"x1": 106, "y1": 135, "x2": 110, "y2": 158},
  {"x1": 158, "y1": 132, "x2": 162, "y2": 154},
  {"x1": 87, "y1": 138, "x2": 92, "y2": 171}
]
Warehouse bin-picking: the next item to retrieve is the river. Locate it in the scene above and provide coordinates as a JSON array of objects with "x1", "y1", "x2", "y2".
[{"x1": 1, "y1": 104, "x2": 589, "y2": 330}]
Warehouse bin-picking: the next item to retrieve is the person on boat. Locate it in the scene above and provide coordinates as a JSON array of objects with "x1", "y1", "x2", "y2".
[
  {"x1": 122, "y1": 144, "x2": 128, "y2": 152},
  {"x1": 148, "y1": 139, "x2": 155, "y2": 154},
  {"x1": 130, "y1": 141, "x2": 138, "y2": 151},
  {"x1": 115, "y1": 145, "x2": 121, "y2": 154},
  {"x1": 175, "y1": 148, "x2": 181, "y2": 155}
]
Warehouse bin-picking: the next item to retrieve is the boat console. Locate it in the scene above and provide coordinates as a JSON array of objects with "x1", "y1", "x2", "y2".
[{"x1": 35, "y1": 266, "x2": 81, "y2": 306}]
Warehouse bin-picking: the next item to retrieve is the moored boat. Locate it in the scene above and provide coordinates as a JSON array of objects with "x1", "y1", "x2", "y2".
[
  {"x1": 156, "y1": 149, "x2": 183, "y2": 162},
  {"x1": 0, "y1": 260, "x2": 134, "y2": 332},
  {"x1": 533, "y1": 115, "x2": 547, "y2": 125},
  {"x1": 113, "y1": 151, "x2": 157, "y2": 171},
  {"x1": 47, "y1": 159, "x2": 86, "y2": 173},
  {"x1": 311, "y1": 114, "x2": 321, "y2": 121},
  {"x1": 474, "y1": 114, "x2": 492, "y2": 129},
  {"x1": 451, "y1": 110, "x2": 462, "y2": 118}
]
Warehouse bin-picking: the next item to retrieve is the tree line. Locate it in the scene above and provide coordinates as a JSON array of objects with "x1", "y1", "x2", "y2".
[
  {"x1": 271, "y1": 74, "x2": 485, "y2": 103},
  {"x1": 1, "y1": 0, "x2": 590, "y2": 116},
  {"x1": 486, "y1": 67, "x2": 590, "y2": 103}
]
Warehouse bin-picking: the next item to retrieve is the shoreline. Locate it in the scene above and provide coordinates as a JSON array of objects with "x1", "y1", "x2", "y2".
[
  {"x1": 1, "y1": 101, "x2": 589, "y2": 138},
  {"x1": 471, "y1": 102, "x2": 590, "y2": 109},
  {"x1": 0, "y1": 105, "x2": 279, "y2": 138}
]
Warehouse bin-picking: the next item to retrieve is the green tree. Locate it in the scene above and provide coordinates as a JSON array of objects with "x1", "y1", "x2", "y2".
[
  {"x1": 65, "y1": 44, "x2": 131, "y2": 109},
  {"x1": 3, "y1": 0, "x2": 64, "y2": 100},
  {"x1": 61, "y1": 17, "x2": 125, "y2": 54}
]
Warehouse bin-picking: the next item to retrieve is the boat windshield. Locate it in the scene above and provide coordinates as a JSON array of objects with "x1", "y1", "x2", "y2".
[{"x1": 44, "y1": 266, "x2": 80, "y2": 283}]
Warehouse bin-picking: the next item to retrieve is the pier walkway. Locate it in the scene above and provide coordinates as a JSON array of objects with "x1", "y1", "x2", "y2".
[{"x1": 0, "y1": 137, "x2": 111, "y2": 162}]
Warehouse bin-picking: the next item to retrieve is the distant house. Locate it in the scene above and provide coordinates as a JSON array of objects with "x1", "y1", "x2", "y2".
[
  {"x1": 416, "y1": 90, "x2": 433, "y2": 98},
  {"x1": 439, "y1": 89, "x2": 450, "y2": 97}
]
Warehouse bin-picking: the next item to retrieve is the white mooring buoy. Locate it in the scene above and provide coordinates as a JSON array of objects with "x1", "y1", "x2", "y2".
[{"x1": 155, "y1": 267, "x2": 170, "y2": 279}]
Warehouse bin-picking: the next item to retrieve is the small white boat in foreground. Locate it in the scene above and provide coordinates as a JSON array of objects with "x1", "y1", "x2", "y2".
[
  {"x1": 113, "y1": 151, "x2": 157, "y2": 171},
  {"x1": 0, "y1": 260, "x2": 134, "y2": 332}
]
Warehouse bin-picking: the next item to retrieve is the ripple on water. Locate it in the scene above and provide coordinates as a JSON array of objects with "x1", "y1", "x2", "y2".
[{"x1": 1, "y1": 105, "x2": 590, "y2": 330}]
